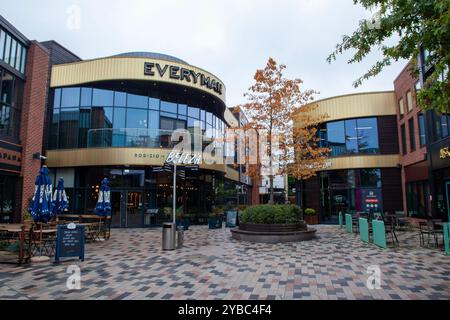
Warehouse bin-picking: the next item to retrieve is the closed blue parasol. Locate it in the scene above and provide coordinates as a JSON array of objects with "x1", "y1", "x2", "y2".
[
  {"x1": 28, "y1": 166, "x2": 53, "y2": 223},
  {"x1": 95, "y1": 178, "x2": 111, "y2": 217},
  {"x1": 52, "y1": 178, "x2": 69, "y2": 215}
]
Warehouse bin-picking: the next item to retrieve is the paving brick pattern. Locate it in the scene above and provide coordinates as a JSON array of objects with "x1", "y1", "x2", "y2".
[{"x1": 0, "y1": 225, "x2": 449, "y2": 300}]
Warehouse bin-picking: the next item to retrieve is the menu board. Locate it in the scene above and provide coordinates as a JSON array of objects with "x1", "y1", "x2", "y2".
[
  {"x1": 226, "y1": 211, "x2": 238, "y2": 228},
  {"x1": 55, "y1": 224, "x2": 85, "y2": 263}
]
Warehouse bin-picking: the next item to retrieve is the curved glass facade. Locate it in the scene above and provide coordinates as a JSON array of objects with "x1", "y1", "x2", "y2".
[
  {"x1": 49, "y1": 84, "x2": 227, "y2": 149},
  {"x1": 319, "y1": 117, "x2": 379, "y2": 157}
]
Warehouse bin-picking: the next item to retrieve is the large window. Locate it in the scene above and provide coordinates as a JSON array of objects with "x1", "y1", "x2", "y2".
[
  {"x1": 406, "y1": 181, "x2": 429, "y2": 217},
  {"x1": 408, "y1": 118, "x2": 416, "y2": 152},
  {"x1": 0, "y1": 174, "x2": 18, "y2": 223},
  {"x1": 320, "y1": 168, "x2": 384, "y2": 215},
  {"x1": 327, "y1": 121, "x2": 346, "y2": 156},
  {"x1": 0, "y1": 30, "x2": 5, "y2": 61},
  {"x1": 398, "y1": 98, "x2": 404, "y2": 117},
  {"x1": 436, "y1": 114, "x2": 450, "y2": 140},
  {"x1": 50, "y1": 86, "x2": 227, "y2": 149},
  {"x1": 0, "y1": 68, "x2": 22, "y2": 141},
  {"x1": 323, "y1": 117, "x2": 379, "y2": 156},
  {"x1": 360, "y1": 169, "x2": 381, "y2": 188},
  {"x1": 406, "y1": 91, "x2": 413, "y2": 112},
  {"x1": 0, "y1": 27, "x2": 27, "y2": 75},
  {"x1": 418, "y1": 113, "x2": 426, "y2": 146},
  {"x1": 401, "y1": 124, "x2": 407, "y2": 155},
  {"x1": 357, "y1": 118, "x2": 379, "y2": 154}
]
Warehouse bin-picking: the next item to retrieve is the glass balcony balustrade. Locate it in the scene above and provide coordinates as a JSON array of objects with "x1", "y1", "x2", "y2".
[{"x1": 87, "y1": 128, "x2": 226, "y2": 151}]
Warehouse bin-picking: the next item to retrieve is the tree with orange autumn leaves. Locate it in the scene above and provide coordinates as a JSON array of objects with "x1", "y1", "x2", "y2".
[{"x1": 236, "y1": 58, "x2": 330, "y2": 204}]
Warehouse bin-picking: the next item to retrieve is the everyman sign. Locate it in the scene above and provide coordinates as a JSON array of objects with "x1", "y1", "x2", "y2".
[{"x1": 144, "y1": 62, "x2": 223, "y2": 95}]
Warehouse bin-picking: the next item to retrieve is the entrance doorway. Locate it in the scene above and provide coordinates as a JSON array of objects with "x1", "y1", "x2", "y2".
[{"x1": 111, "y1": 190, "x2": 144, "y2": 228}]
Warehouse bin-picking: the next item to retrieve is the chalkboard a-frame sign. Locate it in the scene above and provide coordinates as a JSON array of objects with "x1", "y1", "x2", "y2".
[{"x1": 55, "y1": 223, "x2": 85, "y2": 263}]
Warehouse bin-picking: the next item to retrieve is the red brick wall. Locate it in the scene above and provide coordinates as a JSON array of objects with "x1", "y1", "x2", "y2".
[
  {"x1": 19, "y1": 42, "x2": 50, "y2": 221},
  {"x1": 394, "y1": 63, "x2": 428, "y2": 214}
]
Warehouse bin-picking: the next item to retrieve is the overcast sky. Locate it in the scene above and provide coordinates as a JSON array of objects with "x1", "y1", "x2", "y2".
[{"x1": 3, "y1": 0, "x2": 407, "y2": 107}]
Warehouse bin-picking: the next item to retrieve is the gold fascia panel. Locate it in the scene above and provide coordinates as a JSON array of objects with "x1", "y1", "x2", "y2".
[
  {"x1": 322, "y1": 154, "x2": 400, "y2": 171},
  {"x1": 50, "y1": 57, "x2": 226, "y2": 103},
  {"x1": 299, "y1": 91, "x2": 397, "y2": 123},
  {"x1": 46, "y1": 148, "x2": 227, "y2": 173},
  {"x1": 224, "y1": 166, "x2": 240, "y2": 182}
]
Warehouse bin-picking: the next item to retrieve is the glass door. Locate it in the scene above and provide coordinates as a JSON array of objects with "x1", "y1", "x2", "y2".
[
  {"x1": 111, "y1": 191, "x2": 122, "y2": 228},
  {"x1": 126, "y1": 191, "x2": 144, "y2": 227}
]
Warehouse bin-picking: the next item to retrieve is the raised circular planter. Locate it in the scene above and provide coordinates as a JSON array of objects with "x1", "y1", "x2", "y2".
[
  {"x1": 239, "y1": 222, "x2": 307, "y2": 232},
  {"x1": 231, "y1": 221, "x2": 316, "y2": 243}
]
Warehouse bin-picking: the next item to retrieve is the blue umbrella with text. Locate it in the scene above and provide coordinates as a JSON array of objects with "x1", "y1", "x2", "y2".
[
  {"x1": 28, "y1": 166, "x2": 53, "y2": 223},
  {"x1": 52, "y1": 178, "x2": 69, "y2": 215},
  {"x1": 95, "y1": 178, "x2": 111, "y2": 217}
]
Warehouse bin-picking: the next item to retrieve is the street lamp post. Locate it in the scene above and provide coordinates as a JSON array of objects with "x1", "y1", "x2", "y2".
[{"x1": 173, "y1": 163, "x2": 177, "y2": 224}]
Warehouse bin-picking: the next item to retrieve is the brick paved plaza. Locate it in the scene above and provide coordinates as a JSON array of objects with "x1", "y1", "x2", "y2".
[{"x1": 0, "y1": 225, "x2": 449, "y2": 300}]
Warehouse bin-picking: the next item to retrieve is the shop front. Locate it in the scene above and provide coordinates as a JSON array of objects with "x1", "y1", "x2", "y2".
[
  {"x1": 317, "y1": 168, "x2": 384, "y2": 221},
  {"x1": 48, "y1": 164, "x2": 238, "y2": 228},
  {"x1": 430, "y1": 136, "x2": 450, "y2": 221}
]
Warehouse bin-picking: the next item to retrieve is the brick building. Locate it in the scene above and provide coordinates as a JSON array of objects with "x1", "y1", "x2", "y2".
[
  {"x1": 394, "y1": 54, "x2": 450, "y2": 222},
  {"x1": 0, "y1": 15, "x2": 79, "y2": 223}
]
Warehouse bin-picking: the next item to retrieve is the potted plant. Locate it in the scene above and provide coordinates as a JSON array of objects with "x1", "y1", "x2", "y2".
[
  {"x1": 303, "y1": 208, "x2": 319, "y2": 225},
  {"x1": 208, "y1": 207, "x2": 223, "y2": 229}
]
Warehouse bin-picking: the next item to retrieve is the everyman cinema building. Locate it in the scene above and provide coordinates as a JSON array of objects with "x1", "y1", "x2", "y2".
[{"x1": 46, "y1": 52, "x2": 248, "y2": 227}]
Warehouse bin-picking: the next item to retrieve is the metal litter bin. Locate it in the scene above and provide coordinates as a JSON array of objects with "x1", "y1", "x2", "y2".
[
  {"x1": 162, "y1": 222, "x2": 176, "y2": 250},
  {"x1": 176, "y1": 226, "x2": 184, "y2": 248}
]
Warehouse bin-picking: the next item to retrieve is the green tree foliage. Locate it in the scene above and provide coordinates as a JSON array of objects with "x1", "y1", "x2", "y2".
[{"x1": 327, "y1": 0, "x2": 449, "y2": 112}]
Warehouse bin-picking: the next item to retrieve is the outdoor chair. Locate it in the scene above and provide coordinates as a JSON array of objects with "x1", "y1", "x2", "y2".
[
  {"x1": 351, "y1": 213, "x2": 361, "y2": 233},
  {"x1": 31, "y1": 223, "x2": 57, "y2": 257},
  {"x1": 418, "y1": 221, "x2": 442, "y2": 248},
  {"x1": 431, "y1": 219, "x2": 444, "y2": 248},
  {"x1": 394, "y1": 211, "x2": 409, "y2": 230},
  {"x1": 383, "y1": 215, "x2": 398, "y2": 245}
]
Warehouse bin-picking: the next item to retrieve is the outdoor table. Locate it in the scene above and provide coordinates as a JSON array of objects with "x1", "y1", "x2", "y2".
[
  {"x1": 78, "y1": 222, "x2": 103, "y2": 242},
  {"x1": 0, "y1": 224, "x2": 32, "y2": 264}
]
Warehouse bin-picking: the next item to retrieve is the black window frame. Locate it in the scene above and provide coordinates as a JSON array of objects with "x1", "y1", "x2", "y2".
[
  {"x1": 400, "y1": 124, "x2": 407, "y2": 155},
  {"x1": 418, "y1": 113, "x2": 426, "y2": 147},
  {"x1": 408, "y1": 118, "x2": 416, "y2": 152}
]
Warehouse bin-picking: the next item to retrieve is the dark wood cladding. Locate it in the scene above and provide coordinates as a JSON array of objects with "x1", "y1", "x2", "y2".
[
  {"x1": 378, "y1": 116, "x2": 399, "y2": 154},
  {"x1": 381, "y1": 168, "x2": 403, "y2": 213}
]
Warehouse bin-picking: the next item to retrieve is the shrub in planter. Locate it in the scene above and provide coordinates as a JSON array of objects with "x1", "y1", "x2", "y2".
[
  {"x1": 208, "y1": 213, "x2": 222, "y2": 229},
  {"x1": 240, "y1": 204, "x2": 302, "y2": 225},
  {"x1": 303, "y1": 208, "x2": 319, "y2": 225}
]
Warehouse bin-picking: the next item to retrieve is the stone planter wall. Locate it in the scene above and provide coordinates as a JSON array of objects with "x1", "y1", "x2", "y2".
[{"x1": 239, "y1": 222, "x2": 307, "y2": 232}]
